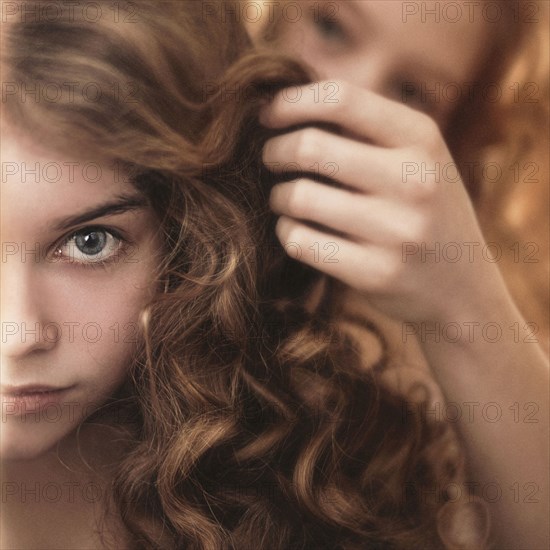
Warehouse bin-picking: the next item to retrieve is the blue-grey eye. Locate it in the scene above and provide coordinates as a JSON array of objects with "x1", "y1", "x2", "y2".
[
  {"x1": 75, "y1": 230, "x2": 106, "y2": 256},
  {"x1": 58, "y1": 227, "x2": 121, "y2": 263}
]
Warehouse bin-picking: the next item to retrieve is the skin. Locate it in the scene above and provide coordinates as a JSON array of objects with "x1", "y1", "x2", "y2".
[
  {"x1": 246, "y1": 1, "x2": 550, "y2": 547},
  {"x1": 0, "y1": 123, "x2": 160, "y2": 547},
  {"x1": 262, "y1": 0, "x2": 490, "y2": 129}
]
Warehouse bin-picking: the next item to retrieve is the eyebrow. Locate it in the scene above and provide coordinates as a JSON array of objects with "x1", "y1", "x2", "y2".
[{"x1": 52, "y1": 193, "x2": 148, "y2": 232}]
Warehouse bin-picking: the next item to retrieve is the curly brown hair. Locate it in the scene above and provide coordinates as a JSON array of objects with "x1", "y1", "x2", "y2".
[{"x1": 2, "y1": 1, "x2": 486, "y2": 548}]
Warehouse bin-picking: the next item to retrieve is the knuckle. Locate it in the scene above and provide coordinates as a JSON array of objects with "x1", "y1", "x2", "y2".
[
  {"x1": 326, "y1": 80, "x2": 350, "y2": 110},
  {"x1": 414, "y1": 178, "x2": 438, "y2": 201},
  {"x1": 402, "y1": 163, "x2": 438, "y2": 202},
  {"x1": 380, "y1": 255, "x2": 405, "y2": 286},
  {"x1": 406, "y1": 215, "x2": 429, "y2": 243},
  {"x1": 367, "y1": 255, "x2": 403, "y2": 292},
  {"x1": 416, "y1": 114, "x2": 441, "y2": 151}
]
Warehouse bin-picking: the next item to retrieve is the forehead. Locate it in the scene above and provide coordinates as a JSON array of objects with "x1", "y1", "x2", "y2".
[
  {"x1": 1, "y1": 124, "x2": 134, "y2": 228},
  {"x1": 336, "y1": 0, "x2": 493, "y2": 80},
  {"x1": 2, "y1": 127, "x2": 120, "y2": 187}
]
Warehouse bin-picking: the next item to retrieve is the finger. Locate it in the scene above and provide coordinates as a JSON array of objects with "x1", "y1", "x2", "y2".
[
  {"x1": 274, "y1": 215, "x2": 400, "y2": 293},
  {"x1": 263, "y1": 128, "x2": 403, "y2": 195},
  {"x1": 270, "y1": 179, "x2": 423, "y2": 244},
  {"x1": 260, "y1": 80, "x2": 438, "y2": 149}
]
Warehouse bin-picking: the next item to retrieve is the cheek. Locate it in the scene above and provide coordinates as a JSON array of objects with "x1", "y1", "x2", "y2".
[
  {"x1": 44, "y1": 265, "x2": 155, "y2": 386},
  {"x1": 0, "y1": 267, "x2": 155, "y2": 461}
]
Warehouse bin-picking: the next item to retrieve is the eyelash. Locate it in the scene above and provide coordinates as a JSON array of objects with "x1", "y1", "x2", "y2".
[{"x1": 52, "y1": 225, "x2": 131, "y2": 271}]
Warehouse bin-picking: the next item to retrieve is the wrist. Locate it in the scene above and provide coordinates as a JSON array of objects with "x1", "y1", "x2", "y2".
[
  {"x1": 435, "y1": 261, "x2": 518, "y2": 323},
  {"x1": 411, "y1": 284, "x2": 527, "y2": 355}
]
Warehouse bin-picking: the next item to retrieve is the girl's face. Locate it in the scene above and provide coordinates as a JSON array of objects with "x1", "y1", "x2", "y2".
[
  {"x1": 1, "y1": 126, "x2": 161, "y2": 461},
  {"x1": 252, "y1": 0, "x2": 493, "y2": 129}
]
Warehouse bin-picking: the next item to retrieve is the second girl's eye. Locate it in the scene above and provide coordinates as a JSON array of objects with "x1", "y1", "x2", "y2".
[
  {"x1": 314, "y1": 14, "x2": 347, "y2": 42},
  {"x1": 57, "y1": 227, "x2": 124, "y2": 265}
]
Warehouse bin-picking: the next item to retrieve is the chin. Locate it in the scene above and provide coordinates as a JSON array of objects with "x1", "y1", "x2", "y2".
[
  {"x1": 0, "y1": 420, "x2": 74, "y2": 462},
  {"x1": 1, "y1": 441, "x2": 53, "y2": 462}
]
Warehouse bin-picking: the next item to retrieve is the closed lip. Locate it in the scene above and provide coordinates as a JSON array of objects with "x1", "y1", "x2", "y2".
[{"x1": 0, "y1": 384, "x2": 73, "y2": 396}]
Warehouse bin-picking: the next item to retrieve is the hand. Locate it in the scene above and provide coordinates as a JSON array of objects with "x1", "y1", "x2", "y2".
[{"x1": 261, "y1": 81, "x2": 505, "y2": 323}]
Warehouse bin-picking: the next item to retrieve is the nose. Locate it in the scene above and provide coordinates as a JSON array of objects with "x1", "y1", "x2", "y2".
[{"x1": 1, "y1": 258, "x2": 57, "y2": 359}]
